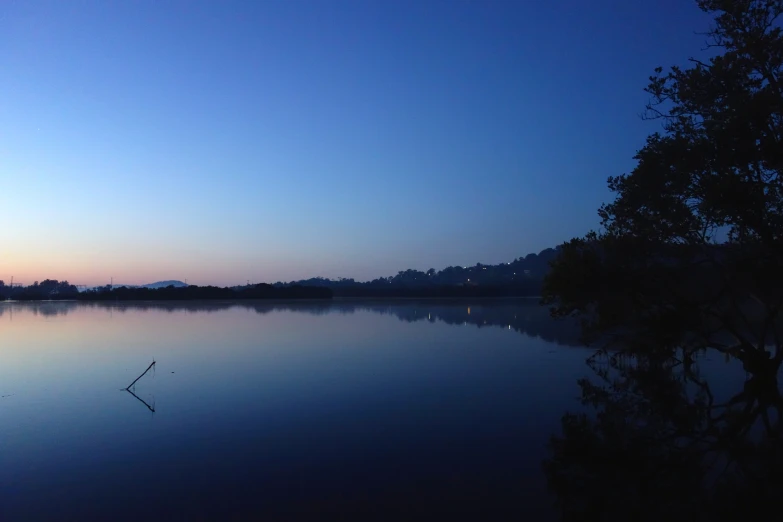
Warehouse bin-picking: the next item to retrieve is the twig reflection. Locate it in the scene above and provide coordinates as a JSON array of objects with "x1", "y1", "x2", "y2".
[{"x1": 125, "y1": 387, "x2": 155, "y2": 413}]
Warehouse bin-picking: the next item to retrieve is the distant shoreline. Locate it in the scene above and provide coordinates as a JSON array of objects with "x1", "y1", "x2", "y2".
[{"x1": 2, "y1": 283, "x2": 546, "y2": 302}]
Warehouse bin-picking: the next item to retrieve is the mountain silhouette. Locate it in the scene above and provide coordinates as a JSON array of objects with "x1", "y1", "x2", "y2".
[{"x1": 142, "y1": 280, "x2": 188, "y2": 289}]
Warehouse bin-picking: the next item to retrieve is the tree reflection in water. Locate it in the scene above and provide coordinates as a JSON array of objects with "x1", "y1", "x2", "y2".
[{"x1": 544, "y1": 349, "x2": 782, "y2": 522}]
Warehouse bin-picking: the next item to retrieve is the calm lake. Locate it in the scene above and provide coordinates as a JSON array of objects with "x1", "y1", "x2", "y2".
[{"x1": 0, "y1": 299, "x2": 745, "y2": 521}]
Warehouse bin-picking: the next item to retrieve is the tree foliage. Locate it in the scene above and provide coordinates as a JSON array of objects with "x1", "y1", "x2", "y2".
[
  {"x1": 544, "y1": 0, "x2": 783, "y2": 369},
  {"x1": 606, "y1": 0, "x2": 783, "y2": 245}
]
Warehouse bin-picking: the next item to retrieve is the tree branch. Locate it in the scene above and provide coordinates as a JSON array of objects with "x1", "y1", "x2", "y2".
[{"x1": 124, "y1": 360, "x2": 156, "y2": 391}]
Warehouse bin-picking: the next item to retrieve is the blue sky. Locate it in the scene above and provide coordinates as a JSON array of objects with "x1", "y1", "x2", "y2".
[{"x1": 1, "y1": 0, "x2": 711, "y2": 286}]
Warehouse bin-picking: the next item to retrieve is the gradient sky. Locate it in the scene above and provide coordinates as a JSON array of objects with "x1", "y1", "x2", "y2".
[{"x1": 1, "y1": 0, "x2": 711, "y2": 286}]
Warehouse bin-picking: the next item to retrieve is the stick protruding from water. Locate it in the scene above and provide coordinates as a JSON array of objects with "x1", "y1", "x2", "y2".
[{"x1": 125, "y1": 360, "x2": 156, "y2": 390}]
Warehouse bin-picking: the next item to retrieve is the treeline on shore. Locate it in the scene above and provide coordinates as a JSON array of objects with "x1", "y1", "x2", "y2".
[
  {"x1": 80, "y1": 284, "x2": 334, "y2": 301},
  {"x1": 0, "y1": 279, "x2": 548, "y2": 301},
  {"x1": 273, "y1": 248, "x2": 558, "y2": 291},
  {"x1": 0, "y1": 280, "x2": 333, "y2": 301}
]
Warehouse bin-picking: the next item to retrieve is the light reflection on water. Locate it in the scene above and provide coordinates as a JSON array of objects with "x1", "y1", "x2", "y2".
[{"x1": 0, "y1": 299, "x2": 586, "y2": 521}]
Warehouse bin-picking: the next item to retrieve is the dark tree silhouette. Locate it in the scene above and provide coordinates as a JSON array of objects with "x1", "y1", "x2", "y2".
[
  {"x1": 12, "y1": 280, "x2": 80, "y2": 300},
  {"x1": 543, "y1": 0, "x2": 783, "y2": 374},
  {"x1": 543, "y1": 4, "x2": 783, "y2": 516}
]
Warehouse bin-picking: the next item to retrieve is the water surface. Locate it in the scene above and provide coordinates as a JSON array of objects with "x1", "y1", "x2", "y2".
[{"x1": 0, "y1": 299, "x2": 586, "y2": 521}]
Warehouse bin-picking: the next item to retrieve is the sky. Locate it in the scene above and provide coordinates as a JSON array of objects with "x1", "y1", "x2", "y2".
[{"x1": 1, "y1": 0, "x2": 712, "y2": 286}]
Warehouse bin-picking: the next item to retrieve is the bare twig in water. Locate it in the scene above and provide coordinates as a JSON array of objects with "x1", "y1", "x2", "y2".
[{"x1": 125, "y1": 360, "x2": 156, "y2": 391}]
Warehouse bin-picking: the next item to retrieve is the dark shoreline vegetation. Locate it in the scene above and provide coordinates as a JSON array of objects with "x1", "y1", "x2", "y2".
[
  {"x1": 79, "y1": 284, "x2": 335, "y2": 301},
  {"x1": 0, "y1": 281, "x2": 547, "y2": 302},
  {"x1": 0, "y1": 248, "x2": 558, "y2": 301},
  {"x1": 0, "y1": 280, "x2": 332, "y2": 301}
]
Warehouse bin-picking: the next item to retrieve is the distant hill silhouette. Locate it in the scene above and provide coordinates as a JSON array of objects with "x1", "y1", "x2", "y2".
[
  {"x1": 81, "y1": 280, "x2": 188, "y2": 291},
  {"x1": 142, "y1": 280, "x2": 188, "y2": 289},
  {"x1": 273, "y1": 247, "x2": 560, "y2": 297}
]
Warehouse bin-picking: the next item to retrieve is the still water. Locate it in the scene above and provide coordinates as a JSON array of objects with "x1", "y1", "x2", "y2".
[{"x1": 1, "y1": 299, "x2": 588, "y2": 520}]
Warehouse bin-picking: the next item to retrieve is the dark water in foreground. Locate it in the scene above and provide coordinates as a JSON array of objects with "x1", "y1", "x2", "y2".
[{"x1": 0, "y1": 300, "x2": 751, "y2": 521}]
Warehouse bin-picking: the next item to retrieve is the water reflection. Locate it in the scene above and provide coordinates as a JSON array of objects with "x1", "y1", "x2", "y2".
[
  {"x1": 0, "y1": 298, "x2": 584, "y2": 521},
  {"x1": 2, "y1": 299, "x2": 777, "y2": 519},
  {"x1": 125, "y1": 387, "x2": 155, "y2": 413},
  {"x1": 0, "y1": 299, "x2": 581, "y2": 346},
  {"x1": 545, "y1": 350, "x2": 783, "y2": 521}
]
